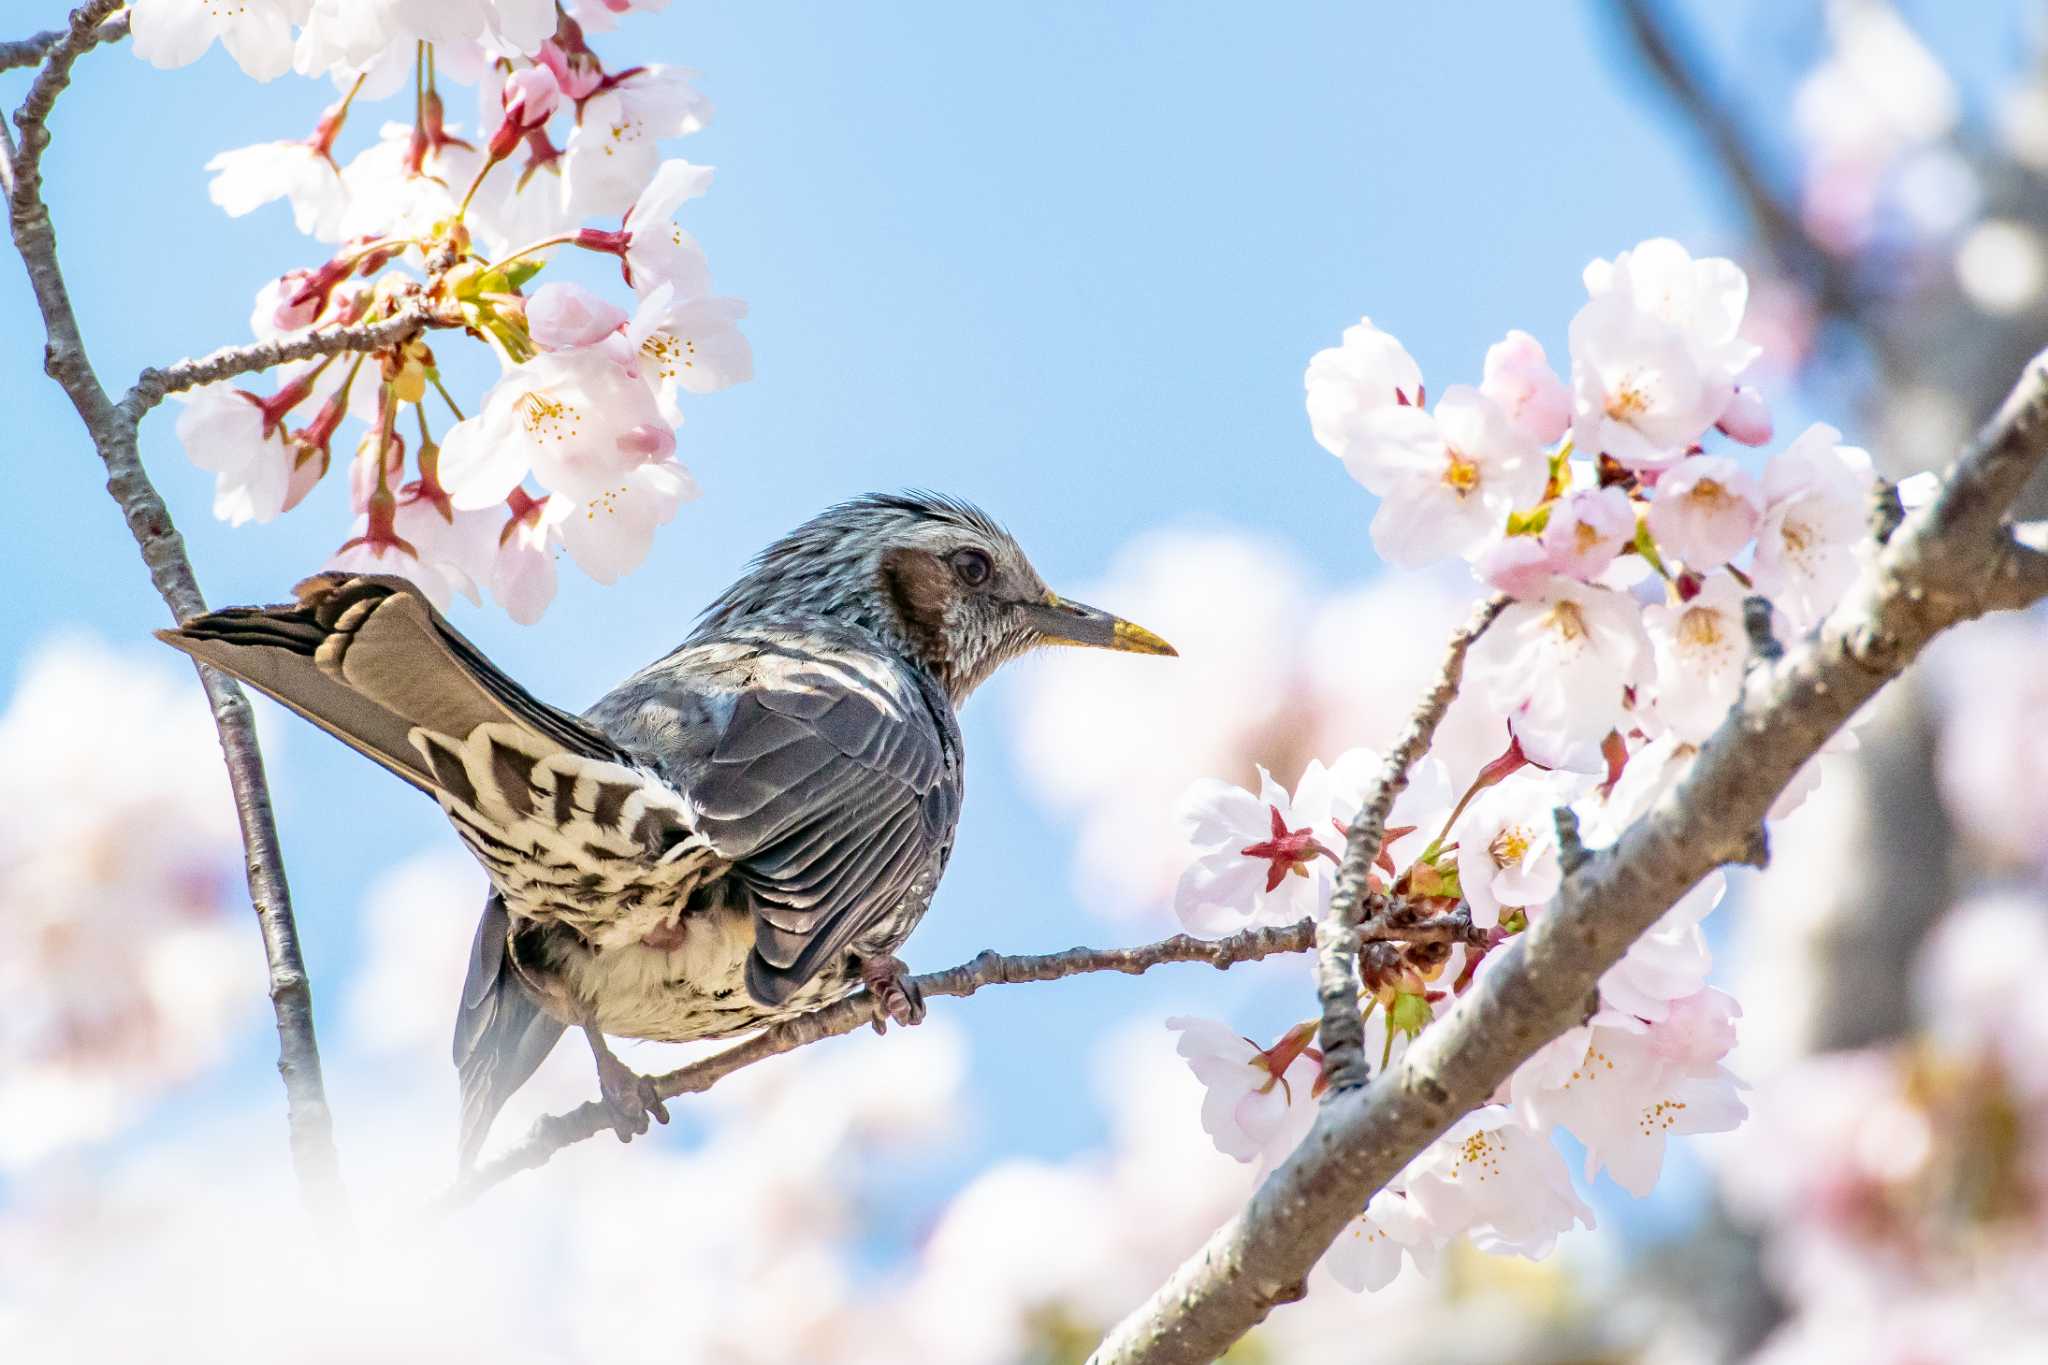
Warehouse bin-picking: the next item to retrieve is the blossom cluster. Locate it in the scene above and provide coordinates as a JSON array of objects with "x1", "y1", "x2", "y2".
[
  {"x1": 1162, "y1": 238, "x2": 1892, "y2": 1292},
  {"x1": 143, "y1": 0, "x2": 750, "y2": 622}
]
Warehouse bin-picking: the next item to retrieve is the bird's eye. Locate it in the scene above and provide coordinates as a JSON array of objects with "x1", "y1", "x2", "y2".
[{"x1": 951, "y1": 548, "x2": 993, "y2": 587}]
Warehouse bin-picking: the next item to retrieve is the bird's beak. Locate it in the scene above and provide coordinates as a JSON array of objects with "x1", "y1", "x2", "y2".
[{"x1": 1022, "y1": 593, "x2": 1178, "y2": 656}]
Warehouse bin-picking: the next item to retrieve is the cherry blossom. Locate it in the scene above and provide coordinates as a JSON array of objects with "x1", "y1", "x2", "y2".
[
  {"x1": 1166, "y1": 1016, "x2": 1320, "y2": 1176},
  {"x1": 205, "y1": 139, "x2": 347, "y2": 240},
  {"x1": 488, "y1": 493, "x2": 565, "y2": 625},
  {"x1": 565, "y1": 78, "x2": 715, "y2": 220},
  {"x1": 1716, "y1": 384, "x2": 1773, "y2": 446},
  {"x1": 1320, "y1": 1188, "x2": 1443, "y2": 1292},
  {"x1": 1173, "y1": 765, "x2": 1335, "y2": 934},
  {"x1": 1536, "y1": 486, "x2": 1635, "y2": 581},
  {"x1": 1479, "y1": 328, "x2": 1571, "y2": 445},
  {"x1": 603, "y1": 158, "x2": 717, "y2": 296},
  {"x1": 1642, "y1": 572, "x2": 1749, "y2": 742},
  {"x1": 1453, "y1": 774, "x2": 1566, "y2": 929},
  {"x1": 129, "y1": 0, "x2": 302, "y2": 82},
  {"x1": 556, "y1": 458, "x2": 700, "y2": 585},
  {"x1": 625, "y1": 282, "x2": 755, "y2": 423},
  {"x1": 1752, "y1": 422, "x2": 1876, "y2": 630},
  {"x1": 1596, "y1": 871, "x2": 1721, "y2": 1023},
  {"x1": 438, "y1": 344, "x2": 674, "y2": 508},
  {"x1": 173, "y1": 382, "x2": 301, "y2": 526},
  {"x1": 1402, "y1": 1107, "x2": 1595, "y2": 1258},
  {"x1": 527, "y1": 281, "x2": 629, "y2": 350},
  {"x1": 1646, "y1": 454, "x2": 1763, "y2": 570},
  {"x1": 1304, "y1": 316, "x2": 1425, "y2": 462},
  {"x1": 1468, "y1": 577, "x2": 1648, "y2": 771},
  {"x1": 1518, "y1": 989, "x2": 1747, "y2": 1196},
  {"x1": 1342, "y1": 386, "x2": 1547, "y2": 568}
]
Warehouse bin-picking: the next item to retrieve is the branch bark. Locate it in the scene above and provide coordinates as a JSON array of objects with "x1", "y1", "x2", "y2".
[
  {"x1": 1313, "y1": 594, "x2": 1506, "y2": 1095},
  {"x1": 0, "y1": 9, "x2": 126, "y2": 75},
  {"x1": 7, "y1": 0, "x2": 347, "y2": 1222},
  {"x1": 1087, "y1": 351, "x2": 2048, "y2": 1364},
  {"x1": 123, "y1": 301, "x2": 446, "y2": 418},
  {"x1": 447, "y1": 909, "x2": 1485, "y2": 1209}
]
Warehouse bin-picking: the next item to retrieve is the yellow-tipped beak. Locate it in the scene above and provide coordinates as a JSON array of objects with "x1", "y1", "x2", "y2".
[{"x1": 1025, "y1": 593, "x2": 1178, "y2": 656}]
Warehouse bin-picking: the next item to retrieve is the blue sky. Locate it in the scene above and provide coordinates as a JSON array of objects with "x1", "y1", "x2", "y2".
[{"x1": 1, "y1": 0, "x2": 2028, "y2": 1244}]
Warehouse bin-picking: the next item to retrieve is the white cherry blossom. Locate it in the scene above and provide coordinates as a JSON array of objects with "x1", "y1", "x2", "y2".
[
  {"x1": 1643, "y1": 572, "x2": 1749, "y2": 742},
  {"x1": 1320, "y1": 1188, "x2": 1443, "y2": 1292},
  {"x1": 129, "y1": 0, "x2": 302, "y2": 82},
  {"x1": 626, "y1": 283, "x2": 755, "y2": 423},
  {"x1": 1345, "y1": 386, "x2": 1546, "y2": 568},
  {"x1": 1403, "y1": 1107, "x2": 1595, "y2": 1258},
  {"x1": 1453, "y1": 774, "x2": 1566, "y2": 929},
  {"x1": 1752, "y1": 422, "x2": 1875, "y2": 630},
  {"x1": 1173, "y1": 765, "x2": 1334, "y2": 934},
  {"x1": 528, "y1": 282, "x2": 629, "y2": 350},
  {"x1": 613, "y1": 159, "x2": 716, "y2": 297},
  {"x1": 564, "y1": 75, "x2": 714, "y2": 219},
  {"x1": 1647, "y1": 453, "x2": 1763, "y2": 569},
  {"x1": 205, "y1": 139, "x2": 347, "y2": 239},
  {"x1": 1166, "y1": 1017, "x2": 1320, "y2": 1176},
  {"x1": 438, "y1": 344, "x2": 674, "y2": 508},
  {"x1": 1518, "y1": 989, "x2": 1746, "y2": 1196},
  {"x1": 489, "y1": 495, "x2": 565, "y2": 624},
  {"x1": 173, "y1": 383, "x2": 297, "y2": 526},
  {"x1": 1468, "y1": 577, "x2": 1648, "y2": 771},
  {"x1": 1597, "y1": 871, "x2": 1722, "y2": 1023},
  {"x1": 1305, "y1": 316, "x2": 1425, "y2": 461},
  {"x1": 557, "y1": 458, "x2": 700, "y2": 585}
]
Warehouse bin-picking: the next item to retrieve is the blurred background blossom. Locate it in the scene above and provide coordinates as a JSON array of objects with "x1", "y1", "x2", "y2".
[{"x1": 8, "y1": 0, "x2": 2048, "y2": 1361}]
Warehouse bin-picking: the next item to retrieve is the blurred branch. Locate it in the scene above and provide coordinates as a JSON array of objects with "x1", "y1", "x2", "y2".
[
  {"x1": 1608, "y1": 0, "x2": 1870, "y2": 330},
  {"x1": 447, "y1": 909, "x2": 1483, "y2": 1209},
  {"x1": 0, "y1": 8, "x2": 127, "y2": 75},
  {"x1": 1314, "y1": 594, "x2": 1507, "y2": 1095},
  {"x1": 124, "y1": 301, "x2": 448, "y2": 417},
  {"x1": 5, "y1": 0, "x2": 348, "y2": 1224},
  {"x1": 1087, "y1": 350, "x2": 2048, "y2": 1365}
]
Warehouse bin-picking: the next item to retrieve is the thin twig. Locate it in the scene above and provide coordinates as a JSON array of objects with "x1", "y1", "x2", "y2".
[
  {"x1": 6, "y1": 0, "x2": 348, "y2": 1223},
  {"x1": 446, "y1": 910, "x2": 1477, "y2": 1208},
  {"x1": 123, "y1": 301, "x2": 447, "y2": 417},
  {"x1": 1088, "y1": 350, "x2": 2048, "y2": 1365},
  {"x1": 1312, "y1": 594, "x2": 1507, "y2": 1095}
]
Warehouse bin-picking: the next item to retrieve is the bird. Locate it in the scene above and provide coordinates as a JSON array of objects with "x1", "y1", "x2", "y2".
[{"x1": 157, "y1": 492, "x2": 1174, "y2": 1166}]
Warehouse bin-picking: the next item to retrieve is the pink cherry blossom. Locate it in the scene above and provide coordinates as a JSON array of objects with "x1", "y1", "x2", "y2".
[
  {"x1": 1643, "y1": 572, "x2": 1749, "y2": 743},
  {"x1": 528, "y1": 282, "x2": 630, "y2": 350},
  {"x1": 1480, "y1": 328, "x2": 1570, "y2": 445},
  {"x1": 1717, "y1": 384, "x2": 1774, "y2": 445},
  {"x1": 489, "y1": 493, "x2": 564, "y2": 625},
  {"x1": 1537, "y1": 486, "x2": 1635, "y2": 580},
  {"x1": 1476, "y1": 534, "x2": 1557, "y2": 598},
  {"x1": 487, "y1": 65, "x2": 562, "y2": 160},
  {"x1": 1752, "y1": 422, "x2": 1875, "y2": 630},
  {"x1": 1165, "y1": 1017, "x2": 1320, "y2": 1176},
  {"x1": 438, "y1": 344, "x2": 675, "y2": 508},
  {"x1": 1344, "y1": 386, "x2": 1547, "y2": 568},
  {"x1": 1647, "y1": 454, "x2": 1763, "y2": 570},
  {"x1": 1304, "y1": 316, "x2": 1425, "y2": 462},
  {"x1": 1173, "y1": 766, "x2": 1334, "y2": 934},
  {"x1": 1468, "y1": 577, "x2": 1648, "y2": 771}
]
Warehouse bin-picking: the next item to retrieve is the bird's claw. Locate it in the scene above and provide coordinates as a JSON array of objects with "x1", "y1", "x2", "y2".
[
  {"x1": 861, "y1": 955, "x2": 925, "y2": 1035},
  {"x1": 587, "y1": 1030, "x2": 670, "y2": 1143}
]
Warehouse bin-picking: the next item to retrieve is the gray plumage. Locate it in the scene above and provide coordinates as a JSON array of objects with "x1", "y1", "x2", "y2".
[{"x1": 157, "y1": 492, "x2": 1173, "y2": 1166}]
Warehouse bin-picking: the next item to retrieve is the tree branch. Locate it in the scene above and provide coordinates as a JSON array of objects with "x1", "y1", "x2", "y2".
[
  {"x1": 446, "y1": 910, "x2": 1483, "y2": 1209},
  {"x1": 6, "y1": 0, "x2": 348, "y2": 1223},
  {"x1": 1087, "y1": 350, "x2": 2048, "y2": 1365},
  {"x1": 0, "y1": 9, "x2": 126, "y2": 74},
  {"x1": 122, "y1": 302, "x2": 447, "y2": 417},
  {"x1": 1608, "y1": 0, "x2": 1868, "y2": 330},
  {"x1": 1313, "y1": 594, "x2": 1507, "y2": 1095}
]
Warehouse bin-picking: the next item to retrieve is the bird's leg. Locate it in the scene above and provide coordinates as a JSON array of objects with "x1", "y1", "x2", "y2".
[
  {"x1": 859, "y1": 954, "x2": 926, "y2": 1035},
  {"x1": 581, "y1": 1021, "x2": 670, "y2": 1143}
]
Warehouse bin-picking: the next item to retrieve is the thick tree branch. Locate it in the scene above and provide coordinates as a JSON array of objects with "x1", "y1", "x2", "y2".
[
  {"x1": 123, "y1": 301, "x2": 446, "y2": 418},
  {"x1": 447, "y1": 910, "x2": 1483, "y2": 1209},
  {"x1": 1314, "y1": 594, "x2": 1507, "y2": 1095},
  {"x1": 7, "y1": 0, "x2": 347, "y2": 1221},
  {"x1": 1608, "y1": 0, "x2": 1868, "y2": 330},
  {"x1": 1088, "y1": 351, "x2": 2048, "y2": 1365}
]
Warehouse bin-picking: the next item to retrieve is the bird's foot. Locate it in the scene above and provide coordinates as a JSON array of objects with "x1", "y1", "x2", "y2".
[
  {"x1": 860, "y1": 954, "x2": 926, "y2": 1035},
  {"x1": 582, "y1": 1023, "x2": 670, "y2": 1143}
]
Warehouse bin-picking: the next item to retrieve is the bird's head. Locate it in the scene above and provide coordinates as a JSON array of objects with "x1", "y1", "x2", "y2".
[{"x1": 695, "y1": 491, "x2": 1175, "y2": 702}]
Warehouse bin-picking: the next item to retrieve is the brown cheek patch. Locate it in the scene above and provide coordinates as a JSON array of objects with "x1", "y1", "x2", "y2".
[{"x1": 878, "y1": 547, "x2": 954, "y2": 661}]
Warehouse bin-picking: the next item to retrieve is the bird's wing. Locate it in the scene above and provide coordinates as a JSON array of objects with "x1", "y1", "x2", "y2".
[
  {"x1": 452, "y1": 893, "x2": 566, "y2": 1169},
  {"x1": 687, "y1": 650, "x2": 959, "y2": 1007}
]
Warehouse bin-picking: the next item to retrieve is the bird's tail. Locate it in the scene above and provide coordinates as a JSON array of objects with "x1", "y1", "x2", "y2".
[{"x1": 156, "y1": 572, "x2": 630, "y2": 798}]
